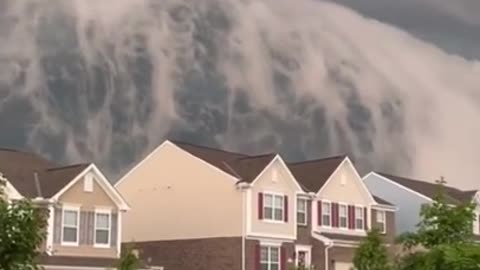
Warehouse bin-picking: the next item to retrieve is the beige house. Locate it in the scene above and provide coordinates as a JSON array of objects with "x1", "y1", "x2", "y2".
[
  {"x1": 116, "y1": 140, "x2": 397, "y2": 270},
  {"x1": 0, "y1": 148, "x2": 130, "y2": 270}
]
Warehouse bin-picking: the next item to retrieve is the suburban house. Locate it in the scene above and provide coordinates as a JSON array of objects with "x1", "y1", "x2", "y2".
[
  {"x1": 0, "y1": 148, "x2": 130, "y2": 270},
  {"x1": 115, "y1": 140, "x2": 397, "y2": 270},
  {"x1": 363, "y1": 172, "x2": 480, "y2": 237}
]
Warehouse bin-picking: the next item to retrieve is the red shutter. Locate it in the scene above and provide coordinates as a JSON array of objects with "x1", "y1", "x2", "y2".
[
  {"x1": 318, "y1": 200, "x2": 322, "y2": 226},
  {"x1": 332, "y1": 203, "x2": 339, "y2": 227},
  {"x1": 255, "y1": 244, "x2": 261, "y2": 270},
  {"x1": 281, "y1": 246, "x2": 286, "y2": 270},
  {"x1": 348, "y1": 205, "x2": 354, "y2": 229},
  {"x1": 364, "y1": 207, "x2": 368, "y2": 230},
  {"x1": 258, "y1": 193, "x2": 263, "y2": 220},
  {"x1": 284, "y1": 196, "x2": 288, "y2": 222},
  {"x1": 352, "y1": 205, "x2": 356, "y2": 229}
]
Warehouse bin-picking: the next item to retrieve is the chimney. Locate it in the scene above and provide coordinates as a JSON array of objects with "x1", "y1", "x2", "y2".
[{"x1": 33, "y1": 172, "x2": 43, "y2": 198}]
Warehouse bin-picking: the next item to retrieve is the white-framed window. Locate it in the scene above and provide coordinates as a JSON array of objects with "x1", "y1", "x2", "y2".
[
  {"x1": 260, "y1": 245, "x2": 280, "y2": 270},
  {"x1": 297, "y1": 198, "x2": 307, "y2": 225},
  {"x1": 376, "y1": 210, "x2": 386, "y2": 233},
  {"x1": 295, "y1": 245, "x2": 312, "y2": 267},
  {"x1": 322, "y1": 201, "x2": 331, "y2": 226},
  {"x1": 339, "y1": 204, "x2": 348, "y2": 228},
  {"x1": 62, "y1": 207, "x2": 80, "y2": 245},
  {"x1": 84, "y1": 174, "x2": 93, "y2": 192},
  {"x1": 355, "y1": 206, "x2": 364, "y2": 230},
  {"x1": 94, "y1": 209, "x2": 111, "y2": 247},
  {"x1": 264, "y1": 193, "x2": 284, "y2": 222}
]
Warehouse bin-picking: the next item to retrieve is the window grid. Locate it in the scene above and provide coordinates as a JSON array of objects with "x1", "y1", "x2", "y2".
[
  {"x1": 260, "y1": 246, "x2": 280, "y2": 270},
  {"x1": 264, "y1": 194, "x2": 284, "y2": 222},
  {"x1": 322, "y1": 202, "x2": 331, "y2": 226},
  {"x1": 297, "y1": 199, "x2": 307, "y2": 225},
  {"x1": 339, "y1": 204, "x2": 348, "y2": 228}
]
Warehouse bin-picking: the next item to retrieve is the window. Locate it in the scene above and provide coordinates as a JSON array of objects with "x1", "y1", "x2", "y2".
[
  {"x1": 95, "y1": 211, "x2": 111, "y2": 247},
  {"x1": 355, "y1": 207, "x2": 364, "y2": 230},
  {"x1": 322, "y1": 202, "x2": 331, "y2": 226},
  {"x1": 376, "y1": 210, "x2": 386, "y2": 233},
  {"x1": 62, "y1": 208, "x2": 79, "y2": 245},
  {"x1": 297, "y1": 199, "x2": 307, "y2": 225},
  {"x1": 339, "y1": 204, "x2": 348, "y2": 228},
  {"x1": 260, "y1": 246, "x2": 280, "y2": 270},
  {"x1": 84, "y1": 174, "x2": 93, "y2": 192},
  {"x1": 264, "y1": 194, "x2": 284, "y2": 221}
]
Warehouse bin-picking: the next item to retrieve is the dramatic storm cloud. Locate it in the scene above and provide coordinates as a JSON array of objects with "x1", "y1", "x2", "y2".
[{"x1": 0, "y1": 0, "x2": 479, "y2": 188}]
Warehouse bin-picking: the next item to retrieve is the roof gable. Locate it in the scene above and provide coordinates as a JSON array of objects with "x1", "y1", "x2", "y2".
[{"x1": 377, "y1": 173, "x2": 473, "y2": 205}]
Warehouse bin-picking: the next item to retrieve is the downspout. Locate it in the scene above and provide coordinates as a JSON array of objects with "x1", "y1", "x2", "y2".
[
  {"x1": 237, "y1": 182, "x2": 251, "y2": 270},
  {"x1": 325, "y1": 240, "x2": 334, "y2": 270}
]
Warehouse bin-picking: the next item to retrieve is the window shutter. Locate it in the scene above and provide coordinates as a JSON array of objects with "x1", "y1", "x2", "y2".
[
  {"x1": 318, "y1": 200, "x2": 322, "y2": 226},
  {"x1": 281, "y1": 246, "x2": 286, "y2": 270},
  {"x1": 111, "y1": 212, "x2": 118, "y2": 247},
  {"x1": 258, "y1": 193, "x2": 263, "y2": 220},
  {"x1": 53, "y1": 207, "x2": 62, "y2": 244},
  {"x1": 255, "y1": 244, "x2": 261, "y2": 270},
  {"x1": 284, "y1": 196, "x2": 288, "y2": 222},
  {"x1": 348, "y1": 205, "x2": 354, "y2": 229},
  {"x1": 352, "y1": 206, "x2": 356, "y2": 229},
  {"x1": 79, "y1": 211, "x2": 87, "y2": 245},
  {"x1": 331, "y1": 203, "x2": 335, "y2": 227},
  {"x1": 364, "y1": 207, "x2": 368, "y2": 230},
  {"x1": 332, "y1": 203, "x2": 339, "y2": 227}
]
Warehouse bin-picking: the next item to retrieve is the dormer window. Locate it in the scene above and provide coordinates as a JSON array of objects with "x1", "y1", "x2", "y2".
[{"x1": 84, "y1": 174, "x2": 93, "y2": 192}]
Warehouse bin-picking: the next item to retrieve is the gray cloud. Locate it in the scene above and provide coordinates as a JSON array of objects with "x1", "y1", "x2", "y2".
[{"x1": 0, "y1": 0, "x2": 480, "y2": 190}]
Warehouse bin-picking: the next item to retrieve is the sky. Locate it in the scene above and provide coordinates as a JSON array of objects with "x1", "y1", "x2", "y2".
[
  {"x1": 329, "y1": 0, "x2": 480, "y2": 60},
  {"x1": 0, "y1": 0, "x2": 480, "y2": 189}
]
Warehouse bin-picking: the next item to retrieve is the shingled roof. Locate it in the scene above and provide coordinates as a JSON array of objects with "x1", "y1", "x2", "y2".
[
  {"x1": 0, "y1": 148, "x2": 89, "y2": 199},
  {"x1": 377, "y1": 173, "x2": 477, "y2": 205}
]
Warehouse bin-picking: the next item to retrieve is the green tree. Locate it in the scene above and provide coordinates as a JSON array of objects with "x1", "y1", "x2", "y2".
[
  {"x1": 397, "y1": 177, "x2": 480, "y2": 270},
  {"x1": 0, "y1": 175, "x2": 48, "y2": 270},
  {"x1": 117, "y1": 245, "x2": 141, "y2": 270},
  {"x1": 352, "y1": 228, "x2": 392, "y2": 270}
]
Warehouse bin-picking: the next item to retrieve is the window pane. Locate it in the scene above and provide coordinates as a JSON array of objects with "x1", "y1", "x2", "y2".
[
  {"x1": 340, "y1": 217, "x2": 347, "y2": 228},
  {"x1": 64, "y1": 210, "x2": 77, "y2": 226},
  {"x1": 264, "y1": 194, "x2": 273, "y2": 207},
  {"x1": 322, "y1": 215, "x2": 331, "y2": 226},
  {"x1": 271, "y1": 264, "x2": 279, "y2": 270},
  {"x1": 339, "y1": 205, "x2": 347, "y2": 216},
  {"x1": 297, "y1": 212, "x2": 306, "y2": 224},
  {"x1": 274, "y1": 196, "x2": 283, "y2": 208},
  {"x1": 261, "y1": 264, "x2": 269, "y2": 270},
  {"x1": 63, "y1": 227, "x2": 77, "y2": 242},
  {"x1": 322, "y1": 203, "x2": 330, "y2": 213},
  {"x1": 377, "y1": 211, "x2": 385, "y2": 222},
  {"x1": 298, "y1": 199, "x2": 305, "y2": 212},
  {"x1": 274, "y1": 208, "x2": 283, "y2": 221},
  {"x1": 355, "y1": 207, "x2": 362, "y2": 217},
  {"x1": 261, "y1": 246, "x2": 268, "y2": 261},
  {"x1": 356, "y1": 219, "x2": 363, "y2": 229},
  {"x1": 96, "y1": 213, "x2": 110, "y2": 228},
  {"x1": 95, "y1": 229, "x2": 109, "y2": 244},
  {"x1": 271, "y1": 247, "x2": 279, "y2": 262},
  {"x1": 264, "y1": 207, "x2": 273, "y2": 219}
]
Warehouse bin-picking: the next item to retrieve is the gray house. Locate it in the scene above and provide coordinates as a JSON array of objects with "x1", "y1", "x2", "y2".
[{"x1": 363, "y1": 172, "x2": 480, "y2": 236}]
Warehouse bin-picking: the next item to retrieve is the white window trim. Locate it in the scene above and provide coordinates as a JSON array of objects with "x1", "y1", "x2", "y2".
[
  {"x1": 376, "y1": 210, "x2": 386, "y2": 234},
  {"x1": 297, "y1": 198, "x2": 308, "y2": 226},
  {"x1": 263, "y1": 192, "x2": 285, "y2": 223},
  {"x1": 61, "y1": 206, "x2": 80, "y2": 246},
  {"x1": 321, "y1": 200, "x2": 332, "y2": 228},
  {"x1": 354, "y1": 206, "x2": 365, "y2": 231},
  {"x1": 338, "y1": 203, "x2": 348, "y2": 229},
  {"x1": 474, "y1": 213, "x2": 480, "y2": 235},
  {"x1": 94, "y1": 208, "x2": 112, "y2": 248},
  {"x1": 295, "y1": 245, "x2": 312, "y2": 267},
  {"x1": 260, "y1": 244, "x2": 281, "y2": 270}
]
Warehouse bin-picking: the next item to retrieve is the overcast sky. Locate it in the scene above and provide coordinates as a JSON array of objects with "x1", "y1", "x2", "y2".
[{"x1": 328, "y1": 0, "x2": 480, "y2": 60}]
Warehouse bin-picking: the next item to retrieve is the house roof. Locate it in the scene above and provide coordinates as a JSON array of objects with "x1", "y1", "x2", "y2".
[
  {"x1": 373, "y1": 195, "x2": 393, "y2": 206},
  {"x1": 287, "y1": 156, "x2": 346, "y2": 192},
  {"x1": 0, "y1": 148, "x2": 89, "y2": 199},
  {"x1": 171, "y1": 141, "x2": 348, "y2": 192},
  {"x1": 377, "y1": 173, "x2": 476, "y2": 205}
]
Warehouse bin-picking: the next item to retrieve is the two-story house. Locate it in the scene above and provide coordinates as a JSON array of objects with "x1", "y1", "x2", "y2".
[
  {"x1": 115, "y1": 140, "x2": 396, "y2": 270},
  {"x1": 363, "y1": 172, "x2": 480, "y2": 237},
  {"x1": 0, "y1": 148, "x2": 130, "y2": 270}
]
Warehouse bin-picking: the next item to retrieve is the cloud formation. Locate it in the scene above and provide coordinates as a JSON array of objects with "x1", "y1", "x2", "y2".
[{"x1": 0, "y1": 0, "x2": 479, "y2": 188}]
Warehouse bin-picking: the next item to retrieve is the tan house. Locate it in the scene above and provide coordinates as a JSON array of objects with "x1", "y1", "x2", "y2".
[
  {"x1": 0, "y1": 148, "x2": 130, "y2": 270},
  {"x1": 115, "y1": 140, "x2": 397, "y2": 270}
]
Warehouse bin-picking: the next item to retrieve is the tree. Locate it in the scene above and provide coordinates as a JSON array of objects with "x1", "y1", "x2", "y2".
[
  {"x1": 0, "y1": 174, "x2": 48, "y2": 270},
  {"x1": 397, "y1": 177, "x2": 480, "y2": 270},
  {"x1": 352, "y1": 228, "x2": 392, "y2": 270},
  {"x1": 117, "y1": 245, "x2": 141, "y2": 270}
]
